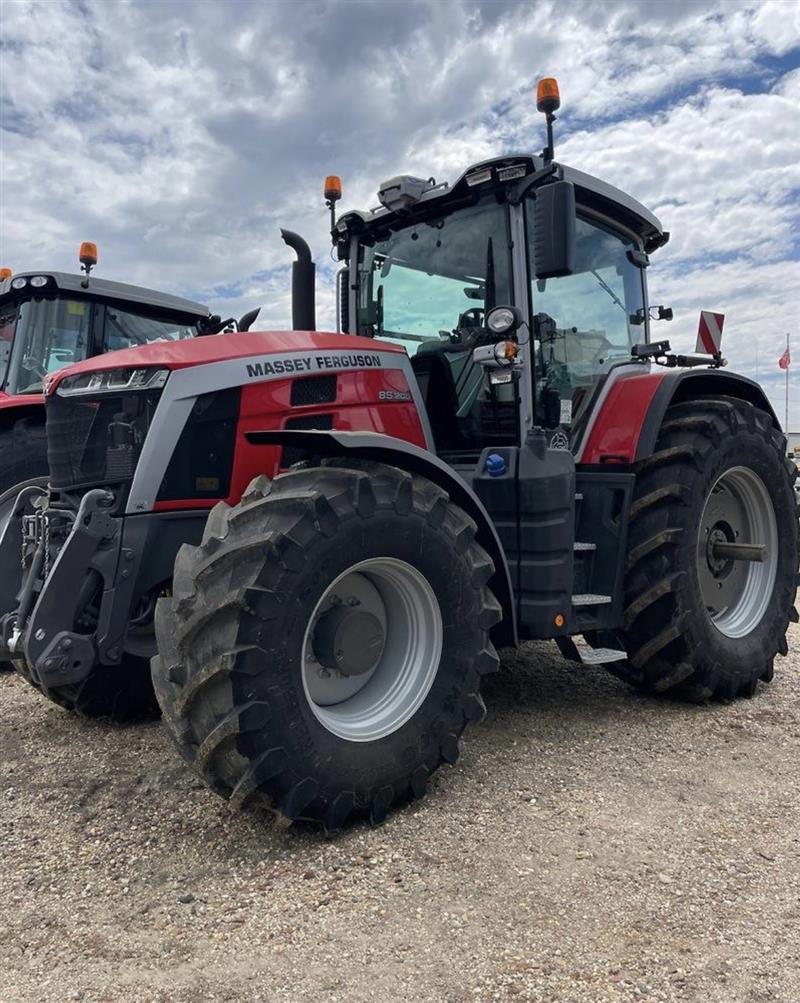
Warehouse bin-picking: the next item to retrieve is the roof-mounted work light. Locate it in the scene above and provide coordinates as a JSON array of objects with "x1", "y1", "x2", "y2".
[{"x1": 536, "y1": 77, "x2": 561, "y2": 162}]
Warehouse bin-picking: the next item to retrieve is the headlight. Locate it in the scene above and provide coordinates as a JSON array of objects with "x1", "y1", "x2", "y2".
[
  {"x1": 29, "y1": 275, "x2": 50, "y2": 288},
  {"x1": 10, "y1": 277, "x2": 27, "y2": 290},
  {"x1": 486, "y1": 305, "x2": 522, "y2": 335},
  {"x1": 57, "y1": 367, "x2": 170, "y2": 397}
]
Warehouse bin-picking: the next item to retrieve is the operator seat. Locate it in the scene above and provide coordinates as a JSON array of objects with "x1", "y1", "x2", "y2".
[{"x1": 410, "y1": 342, "x2": 464, "y2": 452}]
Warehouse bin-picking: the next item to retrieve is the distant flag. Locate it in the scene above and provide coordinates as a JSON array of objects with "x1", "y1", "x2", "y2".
[
  {"x1": 779, "y1": 347, "x2": 791, "y2": 370},
  {"x1": 696, "y1": 311, "x2": 724, "y2": 355}
]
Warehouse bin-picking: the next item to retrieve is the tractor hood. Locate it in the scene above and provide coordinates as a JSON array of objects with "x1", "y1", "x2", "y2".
[{"x1": 44, "y1": 329, "x2": 405, "y2": 395}]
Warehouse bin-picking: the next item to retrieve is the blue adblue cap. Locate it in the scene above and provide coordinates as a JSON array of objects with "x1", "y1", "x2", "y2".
[{"x1": 485, "y1": 452, "x2": 507, "y2": 477}]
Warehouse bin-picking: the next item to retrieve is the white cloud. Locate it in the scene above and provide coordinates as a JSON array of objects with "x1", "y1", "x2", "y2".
[{"x1": 1, "y1": 0, "x2": 799, "y2": 418}]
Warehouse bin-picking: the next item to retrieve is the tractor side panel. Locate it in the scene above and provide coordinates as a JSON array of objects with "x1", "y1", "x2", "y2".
[
  {"x1": 152, "y1": 367, "x2": 427, "y2": 512},
  {"x1": 579, "y1": 372, "x2": 665, "y2": 466}
]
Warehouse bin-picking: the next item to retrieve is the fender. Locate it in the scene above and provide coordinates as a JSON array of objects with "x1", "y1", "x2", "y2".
[
  {"x1": 635, "y1": 369, "x2": 781, "y2": 462},
  {"x1": 245, "y1": 428, "x2": 518, "y2": 647},
  {"x1": 580, "y1": 367, "x2": 780, "y2": 466}
]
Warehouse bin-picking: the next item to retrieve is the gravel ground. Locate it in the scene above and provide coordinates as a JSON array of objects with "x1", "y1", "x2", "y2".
[{"x1": 2, "y1": 629, "x2": 799, "y2": 1003}]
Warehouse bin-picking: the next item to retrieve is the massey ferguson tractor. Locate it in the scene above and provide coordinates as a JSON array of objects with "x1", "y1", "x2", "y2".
[
  {"x1": 0, "y1": 243, "x2": 259, "y2": 510},
  {"x1": 0, "y1": 80, "x2": 796, "y2": 832}
]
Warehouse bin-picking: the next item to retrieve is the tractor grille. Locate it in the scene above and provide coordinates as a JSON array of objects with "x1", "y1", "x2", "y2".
[{"x1": 46, "y1": 389, "x2": 162, "y2": 492}]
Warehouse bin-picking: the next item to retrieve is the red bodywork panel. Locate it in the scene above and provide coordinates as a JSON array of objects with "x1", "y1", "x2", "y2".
[
  {"x1": 579, "y1": 371, "x2": 665, "y2": 465},
  {"x1": 152, "y1": 366, "x2": 427, "y2": 512},
  {"x1": 69, "y1": 329, "x2": 426, "y2": 512},
  {"x1": 0, "y1": 390, "x2": 45, "y2": 414}
]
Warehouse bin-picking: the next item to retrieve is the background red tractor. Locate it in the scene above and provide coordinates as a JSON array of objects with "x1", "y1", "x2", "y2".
[
  {"x1": 1, "y1": 80, "x2": 796, "y2": 831},
  {"x1": 0, "y1": 244, "x2": 259, "y2": 507}
]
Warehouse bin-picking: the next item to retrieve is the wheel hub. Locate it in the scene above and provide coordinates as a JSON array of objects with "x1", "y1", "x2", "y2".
[
  {"x1": 301, "y1": 558, "x2": 443, "y2": 743},
  {"x1": 697, "y1": 466, "x2": 778, "y2": 639},
  {"x1": 312, "y1": 604, "x2": 385, "y2": 677},
  {"x1": 706, "y1": 522, "x2": 735, "y2": 576}
]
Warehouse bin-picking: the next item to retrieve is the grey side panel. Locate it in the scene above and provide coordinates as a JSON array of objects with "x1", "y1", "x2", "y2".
[
  {"x1": 243, "y1": 428, "x2": 518, "y2": 647},
  {"x1": 126, "y1": 348, "x2": 433, "y2": 513}
]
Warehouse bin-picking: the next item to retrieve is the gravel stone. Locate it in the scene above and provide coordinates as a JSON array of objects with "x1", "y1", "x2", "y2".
[{"x1": 2, "y1": 629, "x2": 800, "y2": 1001}]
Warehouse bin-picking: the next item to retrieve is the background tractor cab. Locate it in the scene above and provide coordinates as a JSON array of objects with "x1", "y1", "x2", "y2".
[{"x1": 0, "y1": 244, "x2": 259, "y2": 497}]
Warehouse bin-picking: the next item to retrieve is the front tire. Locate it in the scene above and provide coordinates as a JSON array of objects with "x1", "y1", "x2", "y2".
[
  {"x1": 152, "y1": 461, "x2": 501, "y2": 832},
  {"x1": 618, "y1": 397, "x2": 798, "y2": 700}
]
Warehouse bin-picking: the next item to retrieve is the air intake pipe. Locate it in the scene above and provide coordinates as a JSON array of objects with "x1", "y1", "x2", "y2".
[{"x1": 281, "y1": 228, "x2": 316, "y2": 331}]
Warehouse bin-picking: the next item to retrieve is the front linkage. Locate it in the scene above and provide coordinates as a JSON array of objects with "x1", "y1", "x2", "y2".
[{"x1": 0, "y1": 487, "x2": 173, "y2": 718}]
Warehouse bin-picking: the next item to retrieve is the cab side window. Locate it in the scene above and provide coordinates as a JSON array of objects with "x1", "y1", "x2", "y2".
[{"x1": 526, "y1": 211, "x2": 645, "y2": 431}]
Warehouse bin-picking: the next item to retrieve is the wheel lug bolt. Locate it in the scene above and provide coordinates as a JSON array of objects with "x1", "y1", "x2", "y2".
[{"x1": 318, "y1": 667, "x2": 331, "y2": 679}]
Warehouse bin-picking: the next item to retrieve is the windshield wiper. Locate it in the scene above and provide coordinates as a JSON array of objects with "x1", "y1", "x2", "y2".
[{"x1": 591, "y1": 270, "x2": 626, "y2": 313}]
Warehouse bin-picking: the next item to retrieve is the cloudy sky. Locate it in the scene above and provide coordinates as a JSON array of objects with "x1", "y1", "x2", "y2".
[{"x1": 1, "y1": 0, "x2": 799, "y2": 422}]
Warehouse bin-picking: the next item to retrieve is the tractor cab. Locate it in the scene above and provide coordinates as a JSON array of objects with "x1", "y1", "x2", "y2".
[
  {"x1": 0, "y1": 265, "x2": 209, "y2": 399},
  {"x1": 333, "y1": 88, "x2": 667, "y2": 462}
]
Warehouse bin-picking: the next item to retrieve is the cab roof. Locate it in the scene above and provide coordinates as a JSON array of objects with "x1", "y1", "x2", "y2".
[
  {"x1": 337, "y1": 153, "x2": 666, "y2": 252},
  {"x1": 0, "y1": 271, "x2": 210, "y2": 318}
]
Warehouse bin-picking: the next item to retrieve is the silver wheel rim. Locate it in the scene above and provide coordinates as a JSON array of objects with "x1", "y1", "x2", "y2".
[
  {"x1": 301, "y1": 557, "x2": 443, "y2": 742},
  {"x1": 697, "y1": 466, "x2": 778, "y2": 638}
]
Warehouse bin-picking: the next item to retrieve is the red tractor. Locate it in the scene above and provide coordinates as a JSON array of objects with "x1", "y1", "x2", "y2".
[
  {"x1": 1, "y1": 81, "x2": 796, "y2": 831},
  {"x1": 0, "y1": 244, "x2": 258, "y2": 508}
]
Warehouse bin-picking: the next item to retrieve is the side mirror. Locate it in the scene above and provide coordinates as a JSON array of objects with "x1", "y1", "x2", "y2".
[{"x1": 532, "y1": 180, "x2": 576, "y2": 279}]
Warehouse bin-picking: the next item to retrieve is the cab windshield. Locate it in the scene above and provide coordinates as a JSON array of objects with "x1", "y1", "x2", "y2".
[
  {"x1": 355, "y1": 198, "x2": 518, "y2": 455},
  {"x1": 1, "y1": 296, "x2": 196, "y2": 395}
]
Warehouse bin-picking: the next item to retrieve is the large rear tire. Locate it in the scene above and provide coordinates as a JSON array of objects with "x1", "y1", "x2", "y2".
[
  {"x1": 618, "y1": 397, "x2": 798, "y2": 700},
  {"x1": 152, "y1": 460, "x2": 501, "y2": 832}
]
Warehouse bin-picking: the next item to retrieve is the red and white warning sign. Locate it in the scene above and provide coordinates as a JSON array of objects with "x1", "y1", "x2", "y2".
[{"x1": 696, "y1": 311, "x2": 725, "y2": 355}]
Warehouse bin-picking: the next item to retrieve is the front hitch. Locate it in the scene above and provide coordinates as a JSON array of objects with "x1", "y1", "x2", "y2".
[{"x1": 20, "y1": 489, "x2": 118, "y2": 688}]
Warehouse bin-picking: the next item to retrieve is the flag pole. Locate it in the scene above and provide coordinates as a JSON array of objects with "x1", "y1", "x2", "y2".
[{"x1": 786, "y1": 332, "x2": 790, "y2": 433}]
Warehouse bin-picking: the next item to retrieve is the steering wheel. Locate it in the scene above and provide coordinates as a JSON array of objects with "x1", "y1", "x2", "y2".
[
  {"x1": 22, "y1": 356, "x2": 47, "y2": 380},
  {"x1": 452, "y1": 307, "x2": 485, "y2": 347}
]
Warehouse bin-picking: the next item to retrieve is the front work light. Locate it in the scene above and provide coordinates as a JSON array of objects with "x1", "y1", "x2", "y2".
[
  {"x1": 10, "y1": 277, "x2": 27, "y2": 290},
  {"x1": 486, "y1": 304, "x2": 522, "y2": 336},
  {"x1": 57, "y1": 367, "x2": 169, "y2": 397},
  {"x1": 29, "y1": 275, "x2": 50, "y2": 288}
]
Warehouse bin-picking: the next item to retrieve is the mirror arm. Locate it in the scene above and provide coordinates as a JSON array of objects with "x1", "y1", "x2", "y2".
[{"x1": 507, "y1": 162, "x2": 561, "y2": 205}]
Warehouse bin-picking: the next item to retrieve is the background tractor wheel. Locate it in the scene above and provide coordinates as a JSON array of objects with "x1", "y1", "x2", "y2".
[
  {"x1": 152, "y1": 460, "x2": 501, "y2": 832},
  {"x1": 0, "y1": 418, "x2": 48, "y2": 496},
  {"x1": 0, "y1": 476, "x2": 49, "y2": 673},
  {"x1": 617, "y1": 397, "x2": 798, "y2": 701},
  {"x1": 15, "y1": 650, "x2": 160, "y2": 722}
]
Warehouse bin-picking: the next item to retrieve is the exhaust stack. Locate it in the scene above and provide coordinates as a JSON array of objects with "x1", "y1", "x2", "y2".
[{"x1": 281, "y1": 229, "x2": 316, "y2": 331}]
